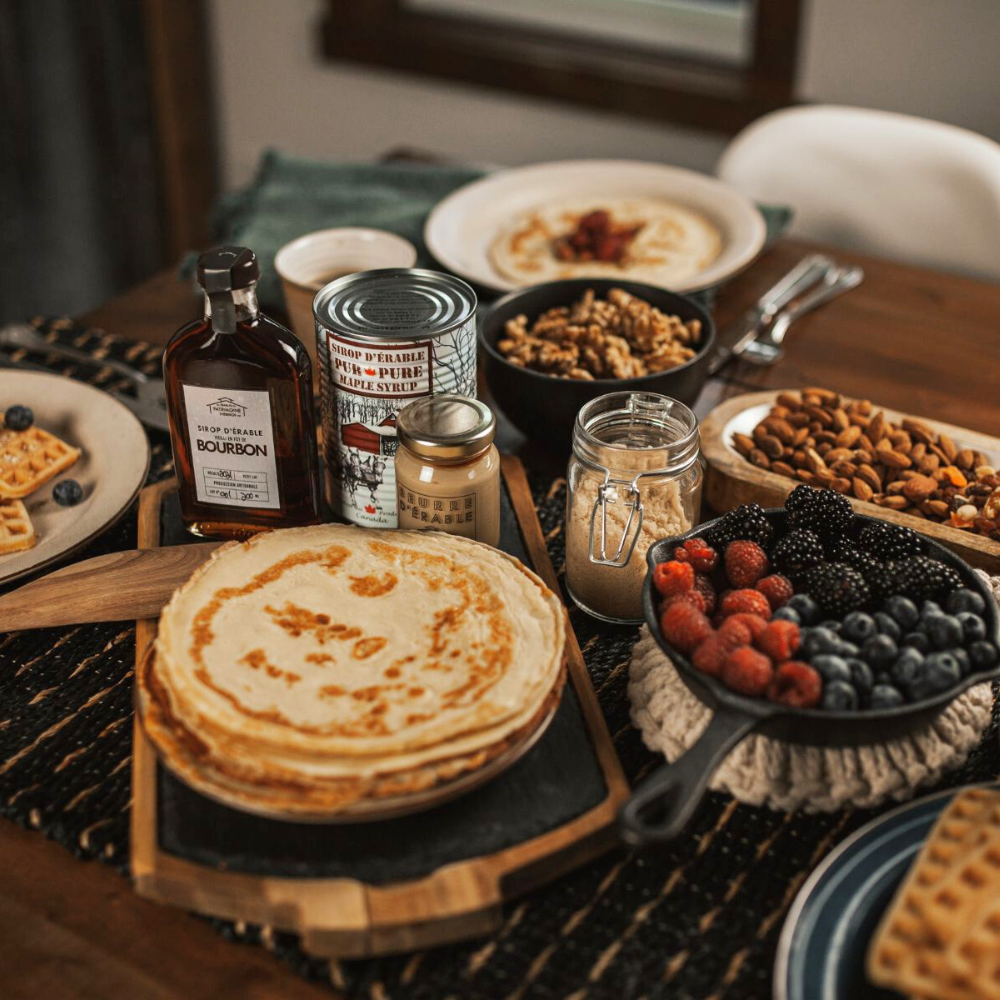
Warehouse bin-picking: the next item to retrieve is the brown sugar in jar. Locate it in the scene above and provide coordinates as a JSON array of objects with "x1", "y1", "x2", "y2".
[{"x1": 394, "y1": 395, "x2": 500, "y2": 546}]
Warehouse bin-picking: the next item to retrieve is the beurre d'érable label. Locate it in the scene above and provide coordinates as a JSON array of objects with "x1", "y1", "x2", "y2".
[
  {"x1": 396, "y1": 484, "x2": 477, "y2": 538},
  {"x1": 182, "y1": 383, "x2": 281, "y2": 509}
]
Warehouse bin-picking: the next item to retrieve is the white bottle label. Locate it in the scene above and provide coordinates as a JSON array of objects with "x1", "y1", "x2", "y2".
[{"x1": 182, "y1": 384, "x2": 281, "y2": 510}]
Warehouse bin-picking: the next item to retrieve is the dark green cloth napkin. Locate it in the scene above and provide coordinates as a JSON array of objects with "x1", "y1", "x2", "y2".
[{"x1": 200, "y1": 150, "x2": 792, "y2": 312}]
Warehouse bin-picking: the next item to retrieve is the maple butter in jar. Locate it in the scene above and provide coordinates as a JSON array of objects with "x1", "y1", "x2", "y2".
[{"x1": 395, "y1": 395, "x2": 500, "y2": 546}]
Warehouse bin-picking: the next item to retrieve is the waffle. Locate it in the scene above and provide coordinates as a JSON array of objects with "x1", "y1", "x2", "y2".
[
  {"x1": 868, "y1": 787, "x2": 1000, "y2": 1000},
  {"x1": 0, "y1": 427, "x2": 80, "y2": 499},
  {"x1": 0, "y1": 499, "x2": 35, "y2": 554}
]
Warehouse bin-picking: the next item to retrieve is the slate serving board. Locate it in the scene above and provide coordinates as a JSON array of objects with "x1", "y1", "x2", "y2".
[{"x1": 130, "y1": 458, "x2": 629, "y2": 958}]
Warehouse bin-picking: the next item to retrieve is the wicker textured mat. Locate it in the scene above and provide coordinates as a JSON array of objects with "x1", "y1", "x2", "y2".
[{"x1": 2, "y1": 317, "x2": 999, "y2": 1000}]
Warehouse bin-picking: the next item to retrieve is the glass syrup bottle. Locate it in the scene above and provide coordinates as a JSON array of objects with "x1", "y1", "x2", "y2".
[{"x1": 164, "y1": 246, "x2": 322, "y2": 538}]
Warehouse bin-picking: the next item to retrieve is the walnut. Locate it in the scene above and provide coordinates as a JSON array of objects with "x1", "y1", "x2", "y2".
[{"x1": 494, "y1": 287, "x2": 701, "y2": 381}]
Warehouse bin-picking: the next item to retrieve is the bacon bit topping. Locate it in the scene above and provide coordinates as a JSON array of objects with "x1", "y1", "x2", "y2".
[{"x1": 552, "y1": 209, "x2": 643, "y2": 264}]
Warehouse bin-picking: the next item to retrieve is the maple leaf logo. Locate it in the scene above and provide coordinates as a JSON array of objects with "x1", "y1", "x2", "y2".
[
  {"x1": 365, "y1": 504, "x2": 376, "y2": 514},
  {"x1": 364, "y1": 368, "x2": 376, "y2": 376}
]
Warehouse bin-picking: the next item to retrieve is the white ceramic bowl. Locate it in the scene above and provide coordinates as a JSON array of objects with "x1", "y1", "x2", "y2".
[
  {"x1": 424, "y1": 159, "x2": 767, "y2": 294},
  {"x1": 275, "y1": 228, "x2": 418, "y2": 359}
]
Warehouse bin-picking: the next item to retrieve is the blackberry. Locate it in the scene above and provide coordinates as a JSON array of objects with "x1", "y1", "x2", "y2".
[
  {"x1": 889, "y1": 556, "x2": 963, "y2": 603},
  {"x1": 857, "y1": 521, "x2": 923, "y2": 561},
  {"x1": 802, "y1": 562, "x2": 871, "y2": 617},
  {"x1": 833, "y1": 545, "x2": 892, "y2": 603},
  {"x1": 706, "y1": 502, "x2": 774, "y2": 551},
  {"x1": 771, "y1": 529, "x2": 825, "y2": 580},
  {"x1": 785, "y1": 487, "x2": 854, "y2": 540}
]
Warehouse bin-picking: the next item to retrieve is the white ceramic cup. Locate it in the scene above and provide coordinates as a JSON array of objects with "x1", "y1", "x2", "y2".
[{"x1": 275, "y1": 228, "x2": 418, "y2": 364}]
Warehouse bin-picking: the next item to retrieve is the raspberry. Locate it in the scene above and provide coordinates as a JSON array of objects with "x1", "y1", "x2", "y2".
[
  {"x1": 693, "y1": 574, "x2": 717, "y2": 614},
  {"x1": 673, "y1": 537, "x2": 718, "y2": 573},
  {"x1": 718, "y1": 616, "x2": 753, "y2": 649},
  {"x1": 660, "y1": 601, "x2": 714, "y2": 654},
  {"x1": 757, "y1": 573, "x2": 793, "y2": 610},
  {"x1": 719, "y1": 589, "x2": 772, "y2": 620},
  {"x1": 726, "y1": 612, "x2": 769, "y2": 642},
  {"x1": 663, "y1": 590, "x2": 708, "y2": 614},
  {"x1": 652, "y1": 560, "x2": 694, "y2": 598},
  {"x1": 721, "y1": 647, "x2": 774, "y2": 698},
  {"x1": 724, "y1": 540, "x2": 769, "y2": 588},
  {"x1": 766, "y1": 661, "x2": 823, "y2": 709},
  {"x1": 756, "y1": 620, "x2": 801, "y2": 662},
  {"x1": 692, "y1": 635, "x2": 729, "y2": 677}
]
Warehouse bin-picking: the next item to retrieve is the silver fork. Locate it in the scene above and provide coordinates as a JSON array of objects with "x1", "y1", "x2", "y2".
[
  {"x1": 0, "y1": 323, "x2": 169, "y2": 432},
  {"x1": 740, "y1": 265, "x2": 865, "y2": 366}
]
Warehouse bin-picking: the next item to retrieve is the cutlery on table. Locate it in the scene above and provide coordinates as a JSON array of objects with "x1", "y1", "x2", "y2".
[
  {"x1": 738, "y1": 264, "x2": 865, "y2": 366},
  {"x1": 0, "y1": 542, "x2": 220, "y2": 630},
  {"x1": 0, "y1": 323, "x2": 169, "y2": 433},
  {"x1": 707, "y1": 253, "x2": 835, "y2": 375}
]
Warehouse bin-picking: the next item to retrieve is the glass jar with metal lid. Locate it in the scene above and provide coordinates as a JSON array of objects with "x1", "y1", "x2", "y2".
[
  {"x1": 565, "y1": 391, "x2": 702, "y2": 623},
  {"x1": 394, "y1": 394, "x2": 500, "y2": 546}
]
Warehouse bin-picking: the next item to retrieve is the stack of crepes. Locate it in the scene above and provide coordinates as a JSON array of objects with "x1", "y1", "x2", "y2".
[{"x1": 138, "y1": 524, "x2": 567, "y2": 818}]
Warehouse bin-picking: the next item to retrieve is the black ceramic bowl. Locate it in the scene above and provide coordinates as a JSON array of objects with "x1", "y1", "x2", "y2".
[
  {"x1": 479, "y1": 278, "x2": 715, "y2": 450},
  {"x1": 619, "y1": 508, "x2": 1000, "y2": 848}
]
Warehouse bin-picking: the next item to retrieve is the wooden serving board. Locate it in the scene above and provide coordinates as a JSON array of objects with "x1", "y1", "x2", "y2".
[
  {"x1": 701, "y1": 390, "x2": 1000, "y2": 571},
  {"x1": 129, "y1": 458, "x2": 629, "y2": 959}
]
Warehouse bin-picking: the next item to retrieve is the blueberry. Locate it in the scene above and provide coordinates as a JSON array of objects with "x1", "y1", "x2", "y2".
[
  {"x1": 862, "y1": 634, "x2": 898, "y2": 667},
  {"x1": 873, "y1": 612, "x2": 902, "y2": 642},
  {"x1": 834, "y1": 640, "x2": 861, "y2": 658},
  {"x1": 842, "y1": 612, "x2": 877, "y2": 644},
  {"x1": 773, "y1": 606, "x2": 801, "y2": 625},
  {"x1": 946, "y1": 588, "x2": 986, "y2": 616},
  {"x1": 927, "y1": 614, "x2": 963, "y2": 650},
  {"x1": 916, "y1": 652, "x2": 962, "y2": 698},
  {"x1": 953, "y1": 648, "x2": 971, "y2": 676},
  {"x1": 870, "y1": 684, "x2": 906, "y2": 710},
  {"x1": 52, "y1": 479, "x2": 83, "y2": 507},
  {"x1": 4, "y1": 404, "x2": 33, "y2": 431},
  {"x1": 786, "y1": 594, "x2": 821, "y2": 625},
  {"x1": 920, "y1": 601, "x2": 943, "y2": 621},
  {"x1": 902, "y1": 631, "x2": 931, "y2": 654},
  {"x1": 800, "y1": 627, "x2": 842, "y2": 657},
  {"x1": 969, "y1": 641, "x2": 999, "y2": 672},
  {"x1": 890, "y1": 647, "x2": 925, "y2": 693},
  {"x1": 819, "y1": 619, "x2": 843, "y2": 634},
  {"x1": 811, "y1": 655, "x2": 852, "y2": 684},
  {"x1": 847, "y1": 658, "x2": 874, "y2": 698},
  {"x1": 956, "y1": 612, "x2": 987, "y2": 644},
  {"x1": 885, "y1": 596, "x2": 919, "y2": 630},
  {"x1": 821, "y1": 680, "x2": 858, "y2": 711}
]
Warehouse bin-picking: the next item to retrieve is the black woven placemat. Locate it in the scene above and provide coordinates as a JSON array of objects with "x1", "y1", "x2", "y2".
[{"x1": 2, "y1": 317, "x2": 999, "y2": 1000}]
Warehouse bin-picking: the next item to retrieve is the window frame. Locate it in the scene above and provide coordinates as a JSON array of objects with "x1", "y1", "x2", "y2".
[{"x1": 322, "y1": 0, "x2": 803, "y2": 134}]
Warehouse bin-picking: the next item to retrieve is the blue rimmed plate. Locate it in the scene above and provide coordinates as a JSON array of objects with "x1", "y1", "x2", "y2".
[{"x1": 774, "y1": 783, "x2": 998, "y2": 1000}]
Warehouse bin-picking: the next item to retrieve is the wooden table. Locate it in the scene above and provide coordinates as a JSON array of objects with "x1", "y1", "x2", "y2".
[{"x1": 3, "y1": 237, "x2": 999, "y2": 1000}]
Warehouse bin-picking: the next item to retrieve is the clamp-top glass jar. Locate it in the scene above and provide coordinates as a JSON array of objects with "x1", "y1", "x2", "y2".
[{"x1": 565, "y1": 392, "x2": 702, "y2": 623}]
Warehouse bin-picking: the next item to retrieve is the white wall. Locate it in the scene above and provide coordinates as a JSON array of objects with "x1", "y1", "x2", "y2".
[{"x1": 208, "y1": 0, "x2": 1000, "y2": 191}]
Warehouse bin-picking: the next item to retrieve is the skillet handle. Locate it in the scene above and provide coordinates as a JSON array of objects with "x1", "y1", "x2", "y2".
[{"x1": 619, "y1": 705, "x2": 759, "y2": 848}]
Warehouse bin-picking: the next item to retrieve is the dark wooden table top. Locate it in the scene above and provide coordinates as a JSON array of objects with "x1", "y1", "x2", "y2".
[{"x1": 3, "y1": 237, "x2": 999, "y2": 1000}]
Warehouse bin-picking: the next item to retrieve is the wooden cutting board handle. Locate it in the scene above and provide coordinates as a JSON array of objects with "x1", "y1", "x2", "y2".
[{"x1": 0, "y1": 542, "x2": 220, "y2": 631}]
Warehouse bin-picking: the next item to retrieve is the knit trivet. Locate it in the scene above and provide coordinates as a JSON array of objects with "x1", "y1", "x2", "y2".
[{"x1": 629, "y1": 568, "x2": 999, "y2": 812}]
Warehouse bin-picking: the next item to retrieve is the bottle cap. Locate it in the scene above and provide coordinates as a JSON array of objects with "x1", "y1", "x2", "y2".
[
  {"x1": 397, "y1": 395, "x2": 495, "y2": 461},
  {"x1": 197, "y1": 247, "x2": 259, "y2": 293}
]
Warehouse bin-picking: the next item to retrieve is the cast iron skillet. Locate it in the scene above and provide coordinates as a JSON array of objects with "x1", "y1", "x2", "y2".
[{"x1": 619, "y1": 508, "x2": 1000, "y2": 848}]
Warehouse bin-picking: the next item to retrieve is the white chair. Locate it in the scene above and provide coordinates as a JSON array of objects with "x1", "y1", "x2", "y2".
[{"x1": 717, "y1": 105, "x2": 1000, "y2": 282}]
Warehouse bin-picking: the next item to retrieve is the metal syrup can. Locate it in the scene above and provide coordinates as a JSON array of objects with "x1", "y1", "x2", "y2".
[{"x1": 314, "y1": 268, "x2": 477, "y2": 527}]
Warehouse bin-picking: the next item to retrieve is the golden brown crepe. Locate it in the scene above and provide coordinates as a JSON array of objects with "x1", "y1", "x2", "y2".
[{"x1": 139, "y1": 524, "x2": 566, "y2": 816}]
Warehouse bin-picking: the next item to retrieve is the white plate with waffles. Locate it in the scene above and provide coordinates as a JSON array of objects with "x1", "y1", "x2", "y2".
[{"x1": 0, "y1": 371, "x2": 149, "y2": 585}]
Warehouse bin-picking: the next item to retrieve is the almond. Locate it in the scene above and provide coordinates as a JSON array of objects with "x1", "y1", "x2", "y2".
[
  {"x1": 749, "y1": 448, "x2": 771, "y2": 469},
  {"x1": 902, "y1": 474, "x2": 938, "y2": 502},
  {"x1": 804, "y1": 405, "x2": 833, "y2": 427},
  {"x1": 939, "y1": 433, "x2": 958, "y2": 462},
  {"x1": 829, "y1": 476, "x2": 852, "y2": 494},
  {"x1": 857, "y1": 464, "x2": 883, "y2": 491},
  {"x1": 881, "y1": 450, "x2": 913, "y2": 469},
  {"x1": 922, "y1": 500, "x2": 950, "y2": 517},
  {"x1": 836, "y1": 425, "x2": 862, "y2": 448},
  {"x1": 918, "y1": 453, "x2": 941, "y2": 474},
  {"x1": 852, "y1": 478, "x2": 874, "y2": 502},
  {"x1": 787, "y1": 412, "x2": 810, "y2": 428},
  {"x1": 803, "y1": 387, "x2": 839, "y2": 404},
  {"x1": 877, "y1": 495, "x2": 909, "y2": 510},
  {"x1": 804, "y1": 447, "x2": 827, "y2": 474},
  {"x1": 793, "y1": 426, "x2": 811, "y2": 446},
  {"x1": 955, "y1": 448, "x2": 976, "y2": 470},
  {"x1": 830, "y1": 460, "x2": 858, "y2": 478},
  {"x1": 772, "y1": 461, "x2": 797, "y2": 478},
  {"x1": 867, "y1": 412, "x2": 886, "y2": 441},
  {"x1": 758, "y1": 434, "x2": 785, "y2": 458},
  {"x1": 765, "y1": 418, "x2": 796, "y2": 445},
  {"x1": 831, "y1": 408, "x2": 850, "y2": 432},
  {"x1": 890, "y1": 431, "x2": 912, "y2": 453},
  {"x1": 776, "y1": 392, "x2": 802, "y2": 409}
]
